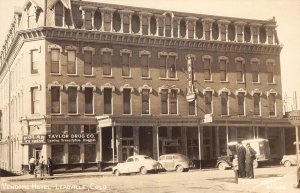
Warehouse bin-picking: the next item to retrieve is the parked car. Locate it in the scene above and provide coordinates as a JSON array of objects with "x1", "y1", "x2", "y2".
[
  {"x1": 216, "y1": 138, "x2": 271, "y2": 170},
  {"x1": 158, "y1": 153, "x2": 194, "y2": 172},
  {"x1": 280, "y1": 154, "x2": 299, "y2": 167},
  {"x1": 112, "y1": 155, "x2": 162, "y2": 176}
]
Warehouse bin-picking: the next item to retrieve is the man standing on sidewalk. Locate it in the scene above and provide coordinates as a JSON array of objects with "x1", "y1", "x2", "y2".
[
  {"x1": 39, "y1": 156, "x2": 45, "y2": 176},
  {"x1": 245, "y1": 143, "x2": 256, "y2": 179},
  {"x1": 237, "y1": 142, "x2": 246, "y2": 178},
  {"x1": 29, "y1": 157, "x2": 35, "y2": 175}
]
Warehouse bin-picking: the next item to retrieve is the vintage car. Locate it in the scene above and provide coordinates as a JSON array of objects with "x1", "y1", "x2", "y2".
[
  {"x1": 158, "y1": 153, "x2": 194, "y2": 172},
  {"x1": 112, "y1": 155, "x2": 162, "y2": 176},
  {"x1": 280, "y1": 154, "x2": 299, "y2": 167},
  {"x1": 216, "y1": 138, "x2": 271, "y2": 170}
]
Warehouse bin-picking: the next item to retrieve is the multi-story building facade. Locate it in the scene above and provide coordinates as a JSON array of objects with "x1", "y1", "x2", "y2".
[{"x1": 0, "y1": 0, "x2": 295, "y2": 174}]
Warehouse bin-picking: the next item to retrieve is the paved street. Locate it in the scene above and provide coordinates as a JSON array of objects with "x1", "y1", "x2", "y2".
[{"x1": 0, "y1": 166, "x2": 299, "y2": 193}]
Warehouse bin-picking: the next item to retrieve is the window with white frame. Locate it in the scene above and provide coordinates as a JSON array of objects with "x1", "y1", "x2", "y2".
[
  {"x1": 220, "y1": 24, "x2": 226, "y2": 41},
  {"x1": 161, "y1": 89, "x2": 168, "y2": 114},
  {"x1": 54, "y1": 1, "x2": 64, "y2": 27},
  {"x1": 170, "y1": 89, "x2": 178, "y2": 114},
  {"x1": 204, "y1": 23, "x2": 210, "y2": 40},
  {"x1": 31, "y1": 49, "x2": 39, "y2": 74},
  {"x1": 104, "y1": 12, "x2": 111, "y2": 32},
  {"x1": 159, "y1": 54, "x2": 167, "y2": 78},
  {"x1": 51, "y1": 49, "x2": 60, "y2": 73},
  {"x1": 120, "y1": 50, "x2": 132, "y2": 77},
  {"x1": 266, "y1": 60, "x2": 275, "y2": 83},
  {"x1": 165, "y1": 14, "x2": 172, "y2": 37},
  {"x1": 220, "y1": 59, "x2": 227, "y2": 81},
  {"x1": 205, "y1": 91, "x2": 213, "y2": 114},
  {"x1": 84, "y1": 50, "x2": 93, "y2": 75},
  {"x1": 102, "y1": 51, "x2": 112, "y2": 76},
  {"x1": 188, "y1": 100, "x2": 196, "y2": 116},
  {"x1": 237, "y1": 92, "x2": 245, "y2": 116},
  {"x1": 237, "y1": 25, "x2": 243, "y2": 42},
  {"x1": 253, "y1": 93, "x2": 261, "y2": 116},
  {"x1": 67, "y1": 50, "x2": 76, "y2": 74},
  {"x1": 141, "y1": 89, "x2": 150, "y2": 114},
  {"x1": 141, "y1": 54, "x2": 150, "y2": 78},
  {"x1": 236, "y1": 59, "x2": 245, "y2": 82},
  {"x1": 123, "y1": 88, "x2": 131, "y2": 114},
  {"x1": 85, "y1": 87, "x2": 93, "y2": 114},
  {"x1": 31, "y1": 87, "x2": 39, "y2": 114},
  {"x1": 252, "y1": 60, "x2": 259, "y2": 83},
  {"x1": 123, "y1": 15, "x2": 130, "y2": 33},
  {"x1": 104, "y1": 88, "x2": 112, "y2": 114},
  {"x1": 51, "y1": 86, "x2": 61, "y2": 114},
  {"x1": 85, "y1": 11, "x2": 92, "y2": 30},
  {"x1": 203, "y1": 57, "x2": 212, "y2": 81},
  {"x1": 68, "y1": 87, "x2": 77, "y2": 114},
  {"x1": 221, "y1": 92, "x2": 229, "y2": 116},
  {"x1": 168, "y1": 55, "x2": 176, "y2": 78},
  {"x1": 268, "y1": 93, "x2": 276, "y2": 116},
  {"x1": 252, "y1": 27, "x2": 259, "y2": 43}
]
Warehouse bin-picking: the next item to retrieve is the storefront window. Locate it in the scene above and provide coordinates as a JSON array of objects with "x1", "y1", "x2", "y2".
[
  {"x1": 68, "y1": 144, "x2": 80, "y2": 163},
  {"x1": 84, "y1": 144, "x2": 96, "y2": 162},
  {"x1": 52, "y1": 145, "x2": 64, "y2": 163},
  {"x1": 68, "y1": 125, "x2": 81, "y2": 134}
]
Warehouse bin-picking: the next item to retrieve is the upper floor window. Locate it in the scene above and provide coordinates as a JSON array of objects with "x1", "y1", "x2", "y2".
[
  {"x1": 68, "y1": 87, "x2": 78, "y2": 114},
  {"x1": 51, "y1": 86, "x2": 61, "y2": 114},
  {"x1": 123, "y1": 15, "x2": 130, "y2": 33},
  {"x1": 84, "y1": 51, "x2": 93, "y2": 75},
  {"x1": 266, "y1": 60, "x2": 275, "y2": 83},
  {"x1": 168, "y1": 55, "x2": 176, "y2": 78},
  {"x1": 104, "y1": 13, "x2": 111, "y2": 31},
  {"x1": 252, "y1": 27, "x2": 259, "y2": 43},
  {"x1": 161, "y1": 89, "x2": 168, "y2": 114},
  {"x1": 203, "y1": 56, "x2": 212, "y2": 81},
  {"x1": 220, "y1": 24, "x2": 226, "y2": 41},
  {"x1": 204, "y1": 23, "x2": 210, "y2": 40},
  {"x1": 158, "y1": 17, "x2": 164, "y2": 36},
  {"x1": 219, "y1": 59, "x2": 227, "y2": 82},
  {"x1": 104, "y1": 88, "x2": 112, "y2": 114},
  {"x1": 123, "y1": 88, "x2": 132, "y2": 114},
  {"x1": 165, "y1": 14, "x2": 172, "y2": 37},
  {"x1": 84, "y1": 87, "x2": 94, "y2": 114},
  {"x1": 236, "y1": 59, "x2": 245, "y2": 82},
  {"x1": 253, "y1": 93, "x2": 261, "y2": 116},
  {"x1": 237, "y1": 92, "x2": 245, "y2": 116},
  {"x1": 51, "y1": 49, "x2": 60, "y2": 74},
  {"x1": 141, "y1": 89, "x2": 150, "y2": 114},
  {"x1": 141, "y1": 54, "x2": 150, "y2": 78},
  {"x1": 159, "y1": 53, "x2": 177, "y2": 79},
  {"x1": 55, "y1": 1, "x2": 64, "y2": 27},
  {"x1": 101, "y1": 49, "x2": 113, "y2": 76},
  {"x1": 204, "y1": 91, "x2": 213, "y2": 114},
  {"x1": 159, "y1": 55, "x2": 167, "y2": 78},
  {"x1": 31, "y1": 49, "x2": 39, "y2": 74},
  {"x1": 67, "y1": 50, "x2": 76, "y2": 74},
  {"x1": 268, "y1": 93, "x2": 276, "y2": 116},
  {"x1": 251, "y1": 59, "x2": 260, "y2": 83},
  {"x1": 237, "y1": 25, "x2": 243, "y2": 42},
  {"x1": 170, "y1": 89, "x2": 178, "y2": 114},
  {"x1": 220, "y1": 92, "x2": 229, "y2": 116},
  {"x1": 188, "y1": 21, "x2": 194, "y2": 39},
  {"x1": 268, "y1": 28, "x2": 274, "y2": 44},
  {"x1": 31, "y1": 87, "x2": 39, "y2": 114},
  {"x1": 142, "y1": 16, "x2": 149, "y2": 35},
  {"x1": 188, "y1": 100, "x2": 196, "y2": 116},
  {"x1": 85, "y1": 11, "x2": 92, "y2": 30},
  {"x1": 120, "y1": 49, "x2": 132, "y2": 77}
]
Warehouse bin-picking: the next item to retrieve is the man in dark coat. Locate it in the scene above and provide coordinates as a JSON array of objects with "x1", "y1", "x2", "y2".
[
  {"x1": 237, "y1": 142, "x2": 246, "y2": 178},
  {"x1": 245, "y1": 143, "x2": 257, "y2": 178}
]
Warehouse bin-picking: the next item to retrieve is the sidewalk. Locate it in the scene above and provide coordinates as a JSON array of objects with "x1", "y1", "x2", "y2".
[{"x1": 1, "y1": 171, "x2": 112, "y2": 182}]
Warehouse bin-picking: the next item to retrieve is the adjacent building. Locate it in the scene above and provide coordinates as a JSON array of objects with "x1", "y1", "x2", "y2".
[{"x1": 0, "y1": 0, "x2": 295, "y2": 174}]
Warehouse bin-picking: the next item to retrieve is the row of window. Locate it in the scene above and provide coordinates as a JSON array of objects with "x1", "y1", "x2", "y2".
[
  {"x1": 52, "y1": 1, "x2": 278, "y2": 45},
  {"x1": 32, "y1": 85, "x2": 278, "y2": 117},
  {"x1": 31, "y1": 47, "x2": 277, "y2": 84}
]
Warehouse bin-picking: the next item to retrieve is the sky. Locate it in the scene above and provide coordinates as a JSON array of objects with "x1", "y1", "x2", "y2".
[{"x1": 0, "y1": 0, "x2": 300, "y2": 110}]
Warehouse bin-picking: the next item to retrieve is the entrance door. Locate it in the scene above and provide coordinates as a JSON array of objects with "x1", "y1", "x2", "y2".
[{"x1": 34, "y1": 148, "x2": 42, "y2": 161}]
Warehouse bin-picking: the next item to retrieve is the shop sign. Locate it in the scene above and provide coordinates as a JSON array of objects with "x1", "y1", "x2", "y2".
[
  {"x1": 288, "y1": 110, "x2": 300, "y2": 126},
  {"x1": 46, "y1": 133, "x2": 98, "y2": 143},
  {"x1": 22, "y1": 135, "x2": 46, "y2": 144}
]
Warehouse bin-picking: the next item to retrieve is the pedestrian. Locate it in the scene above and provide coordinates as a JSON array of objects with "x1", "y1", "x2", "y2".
[
  {"x1": 232, "y1": 154, "x2": 239, "y2": 184},
  {"x1": 39, "y1": 156, "x2": 45, "y2": 177},
  {"x1": 245, "y1": 143, "x2": 256, "y2": 179},
  {"x1": 48, "y1": 157, "x2": 53, "y2": 176},
  {"x1": 29, "y1": 157, "x2": 35, "y2": 175},
  {"x1": 237, "y1": 142, "x2": 246, "y2": 178}
]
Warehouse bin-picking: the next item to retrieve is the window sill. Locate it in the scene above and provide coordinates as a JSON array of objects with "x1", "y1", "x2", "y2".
[
  {"x1": 67, "y1": 113, "x2": 79, "y2": 116},
  {"x1": 236, "y1": 81, "x2": 245, "y2": 84},
  {"x1": 67, "y1": 74, "x2": 79, "y2": 77},
  {"x1": 103, "y1": 75, "x2": 113, "y2": 78},
  {"x1": 159, "y1": 78, "x2": 179, "y2": 81},
  {"x1": 188, "y1": 114, "x2": 197, "y2": 117},
  {"x1": 84, "y1": 113, "x2": 95, "y2": 116},
  {"x1": 204, "y1": 80, "x2": 213, "y2": 83},
  {"x1": 220, "y1": 81, "x2": 229, "y2": 83},
  {"x1": 122, "y1": 114, "x2": 133, "y2": 115},
  {"x1": 269, "y1": 115, "x2": 277, "y2": 118},
  {"x1": 83, "y1": 75, "x2": 95, "y2": 77},
  {"x1": 141, "y1": 77, "x2": 151, "y2": 80},
  {"x1": 252, "y1": 82, "x2": 261, "y2": 84},
  {"x1": 50, "y1": 113, "x2": 62, "y2": 116},
  {"x1": 31, "y1": 73, "x2": 40, "y2": 76},
  {"x1": 267, "y1": 82, "x2": 276, "y2": 85},
  {"x1": 50, "y1": 73, "x2": 62, "y2": 76},
  {"x1": 141, "y1": 113, "x2": 151, "y2": 116},
  {"x1": 221, "y1": 115, "x2": 230, "y2": 117},
  {"x1": 160, "y1": 114, "x2": 179, "y2": 116},
  {"x1": 122, "y1": 76, "x2": 133, "y2": 79},
  {"x1": 252, "y1": 115, "x2": 261, "y2": 118}
]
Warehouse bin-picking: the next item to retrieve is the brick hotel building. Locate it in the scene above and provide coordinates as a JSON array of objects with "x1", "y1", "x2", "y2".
[{"x1": 0, "y1": 0, "x2": 295, "y2": 174}]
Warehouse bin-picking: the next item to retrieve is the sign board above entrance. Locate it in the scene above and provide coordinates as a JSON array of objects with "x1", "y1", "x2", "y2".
[{"x1": 288, "y1": 110, "x2": 300, "y2": 126}]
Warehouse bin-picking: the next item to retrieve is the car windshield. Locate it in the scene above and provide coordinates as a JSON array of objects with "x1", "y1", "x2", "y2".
[{"x1": 144, "y1": 156, "x2": 151, "y2": 159}]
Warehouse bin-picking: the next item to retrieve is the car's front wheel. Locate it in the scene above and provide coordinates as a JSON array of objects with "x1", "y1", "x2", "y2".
[
  {"x1": 140, "y1": 167, "x2": 147, "y2": 175},
  {"x1": 284, "y1": 161, "x2": 292, "y2": 167},
  {"x1": 176, "y1": 165, "x2": 184, "y2": 172},
  {"x1": 114, "y1": 169, "x2": 121, "y2": 176},
  {"x1": 218, "y1": 162, "x2": 227, "y2": 170}
]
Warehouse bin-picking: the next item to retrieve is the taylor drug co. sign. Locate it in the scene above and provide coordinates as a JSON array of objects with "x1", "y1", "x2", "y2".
[{"x1": 46, "y1": 133, "x2": 97, "y2": 143}]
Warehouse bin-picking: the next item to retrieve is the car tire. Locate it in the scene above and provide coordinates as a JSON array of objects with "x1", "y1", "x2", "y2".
[
  {"x1": 183, "y1": 168, "x2": 189, "y2": 172},
  {"x1": 253, "y1": 160, "x2": 258, "y2": 169},
  {"x1": 114, "y1": 170, "x2": 121, "y2": 176},
  {"x1": 218, "y1": 162, "x2": 227, "y2": 170},
  {"x1": 140, "y1": 167, "x2": 147, "y2": 175},
  {"x1": 176, "y1": 165, "x2": 184, "y2": 172},
  {"x1": 284, "y1": 161, "x2": 292, "y2": 167}
]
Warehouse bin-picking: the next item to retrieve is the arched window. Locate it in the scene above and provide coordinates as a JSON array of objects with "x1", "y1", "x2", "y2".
[
  {"x1": 131, "y1": 13, "x2": 140, "y2": 33},
  {"x1": 259, "y1": 26, "x2": 266, "y2": 43},
  {"x1": 165, "y1": 14, "x2": 172, "y2": 37},
  {"x1": 150, "y1": 16, "x2": 157, "y2": 35},
  {"x1": 244, "y1": 25, "x2": 251, "y2": 42},
  {"x1": 113, "y1": 11, "x2": 121, "y2": 32},
  {"x1": 94, "y1": 10, "x2": 102, "y2": 30},
  {"x1": 212, "y1": 21, "x2": 219, "y2": 40},
  {"x1": 180, "y1": 19, "x2": 186, "y2": 38},
  {"x1": 228, "y1": 23, "x2": 235, "y2": 41},
  {"x1": 196, "y1": 20, "x2": 203, "y2": 39},
  {"x1": 55, "y1": 1, "x2": 64, "y2": 27}
]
